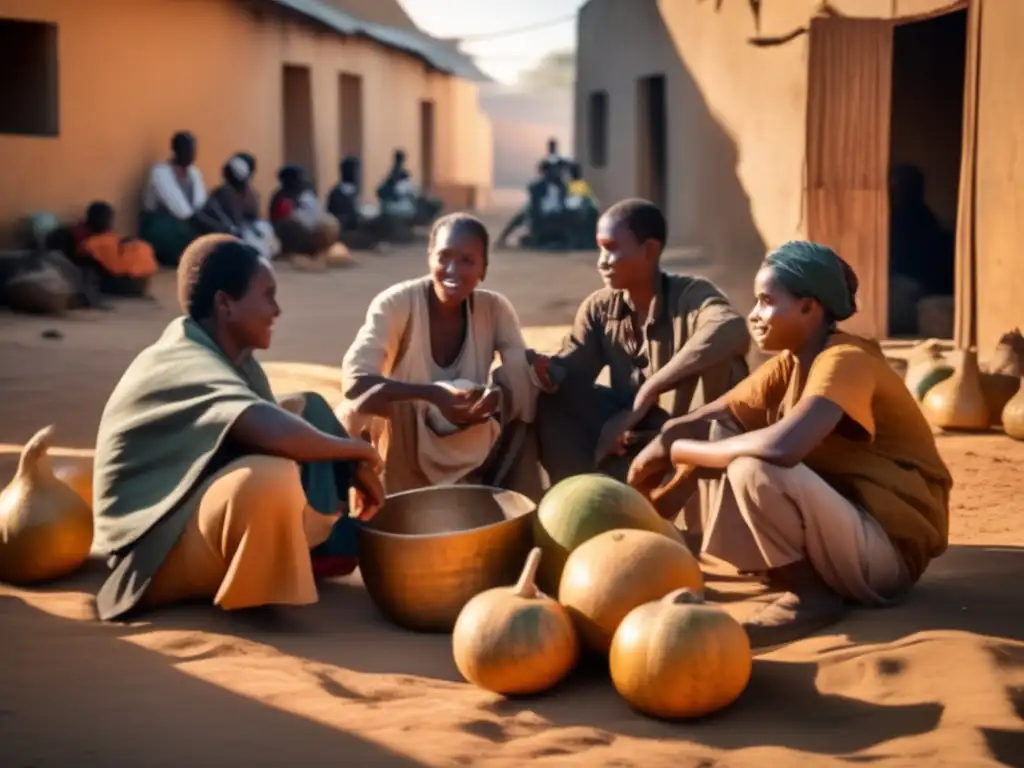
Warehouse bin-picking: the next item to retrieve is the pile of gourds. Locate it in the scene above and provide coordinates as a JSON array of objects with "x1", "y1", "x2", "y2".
[
  {"x1": 907, "y1": 329, "x2": 1024, "y2": 439},
  {"x1": 0, "y1": 425, "x2": 94, "y2": 585},
  {"x1": 452, "y1": 474, "x2": 752, "y2": 721}
]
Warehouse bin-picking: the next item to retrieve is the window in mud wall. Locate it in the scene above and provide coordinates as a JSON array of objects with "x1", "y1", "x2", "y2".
[
  {"x1": 338, "y1": 72, "x2": 363, "y2": 161},
  {"x1": 420, "y1": 99, "x2": 436, "y2": 190},
  {"x1": 0, "y1": 19, "x2": 59, "y2": 137},
  {"x1": 588, "y1": 90, "x2": 608, "y2": 168},
  {"x1": 636, "y1": 74, "x2": 667, "y2": 211},
  {"x1": 282, "y1": 64, "x2": 316, "y2": 188}
]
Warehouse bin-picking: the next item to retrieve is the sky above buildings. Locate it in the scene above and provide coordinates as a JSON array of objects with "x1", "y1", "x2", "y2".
[{"x1": 398, "y1": 0, "x2": 587, "y2": 84}]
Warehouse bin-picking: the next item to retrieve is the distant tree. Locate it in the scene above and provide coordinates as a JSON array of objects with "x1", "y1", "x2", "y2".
[{"x1": 516, "y1": 49, "x2": 575, "y2": 92}]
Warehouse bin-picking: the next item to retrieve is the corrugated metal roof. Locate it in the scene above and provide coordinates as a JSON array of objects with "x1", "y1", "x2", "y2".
[{"x1": 268, "y1": 0, "x2": 492, "y2": 82}]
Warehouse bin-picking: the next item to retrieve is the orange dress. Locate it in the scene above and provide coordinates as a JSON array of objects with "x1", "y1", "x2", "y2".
[{"x1": 80, "y1": 232, "x2": 158, "y2": 279}]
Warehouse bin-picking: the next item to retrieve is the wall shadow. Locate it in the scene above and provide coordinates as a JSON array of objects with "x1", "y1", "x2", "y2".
[{"x1": 579, "y1": 0, "x2": 768, "y2": 308}]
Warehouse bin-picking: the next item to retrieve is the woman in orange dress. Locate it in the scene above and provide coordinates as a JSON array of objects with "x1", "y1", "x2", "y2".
[{"x1": 628, "y1": 241, "x2": 952, "y2": 650}]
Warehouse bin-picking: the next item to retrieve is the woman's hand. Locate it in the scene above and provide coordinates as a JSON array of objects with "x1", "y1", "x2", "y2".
[
  {"x1": 352, "y1": 441, "x2": 384, "y2": 475},
  {"x1": 351, "y1": 459, "x2": 385, "y2": 520},
  {"x1": 430, "y1": 383, "x2": 487, "y2": 426},
  {"x1": 464, "y1": 387, "x2": 502, "y2": 423}
]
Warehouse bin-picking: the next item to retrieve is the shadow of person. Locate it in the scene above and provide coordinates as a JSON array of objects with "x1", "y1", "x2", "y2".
[{"x1": 0, "y1": 593, "x2": 427, "y2": 766}]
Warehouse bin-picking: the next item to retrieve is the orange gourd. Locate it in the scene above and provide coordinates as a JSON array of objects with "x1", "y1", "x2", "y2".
[
  {"x1": 921, "y1": 347, "x2": 990, "y2": 431},
  {"x1": 452, "y1": 547, "x2": 579, "y2": 695},
  {"x1": 610, "y1": 588, "x2": 751, "y2": 720},
  {"x1": 0, "y1": 426, "x2": 94, "y2": 584},
  {"x1": 558, "y1": 528, "x2": 703, "y2": 654}
]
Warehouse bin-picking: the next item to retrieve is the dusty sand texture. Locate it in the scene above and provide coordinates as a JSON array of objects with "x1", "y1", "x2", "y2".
[{"x1": 1, "y1": 242, "x2": 1023, "y2": 767}]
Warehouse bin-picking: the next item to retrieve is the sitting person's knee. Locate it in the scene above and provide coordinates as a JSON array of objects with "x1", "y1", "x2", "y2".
[
  {"x1": 726, "y1": 455, "x2": 773, "y2": 487},
  {"x1": 229, "y1": 455, "x2": 305, "y2": 520}
]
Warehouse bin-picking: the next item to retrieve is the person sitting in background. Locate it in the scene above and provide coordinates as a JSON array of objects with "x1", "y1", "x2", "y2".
[
  {"x1": 564, "y1": 163, "x2": 599, "y2": 249},
  {"x1": 327, "y1": 156, "x2": 383, "y2": 251},
  {"x1": 377, "y1": 149, "x2": 443, "y2": 231},
  {"x1": 543, "y1": 137, "x2": 570, "y2": 182},
  {"x1": 203, "y1": 154, "x2": 280, "y2": 260},
  {"x1": 140, "y1": 131, "x2": 209, "y2": 267},
  {"x1": 91, "y1": 234, "x2": 384, "y2": 622},
  {"x1": 495, "y1": 161, "x2": 568, "y2": 250},
  {"x1": 627, "y1": 241, "x2": 952, "y2": 649},
  {"x1": 339, "y1": 213, "x2": 543, "y2": 499},
  {"x1": 75, "y1": 201, "x2": 158, "y2": 297},
  {"x1": 269, "y1": 164, "x2": 343, "y2": 268}
]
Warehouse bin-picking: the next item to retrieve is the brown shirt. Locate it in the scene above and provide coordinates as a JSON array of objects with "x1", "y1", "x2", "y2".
[
  {"x1": 723, "y1": 332, "x2": 953, "y2": 581},
  {"x1": 554, "y1": 272, "x2": 750, "y2": 415}
]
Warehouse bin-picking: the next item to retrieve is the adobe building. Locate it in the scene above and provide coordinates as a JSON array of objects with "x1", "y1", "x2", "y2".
[
  {"x1": 575, "y1": 0, "x2": 1021, "y2": 349},
  {"x1": 0, "y1": 0, "x2": 494, "y2": 244}
]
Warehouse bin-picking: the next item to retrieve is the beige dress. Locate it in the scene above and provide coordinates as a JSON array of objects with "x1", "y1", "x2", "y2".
[{"x1": 338, "y1": 277, "x2": 540, "y2": 496}]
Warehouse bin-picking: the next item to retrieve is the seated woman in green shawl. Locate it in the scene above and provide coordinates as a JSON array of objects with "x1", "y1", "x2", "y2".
[
  {"x1": 91, "y1": 234, "x2": 383, "y2": 622},
  {"x1": 628, "y1": 241, "x2": 952, "y2": 650}
]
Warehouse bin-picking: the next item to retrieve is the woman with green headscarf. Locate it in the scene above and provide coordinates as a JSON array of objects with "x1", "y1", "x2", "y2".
[{"x1": 626, "y1": 241, "x2": 952, "y2": 651}]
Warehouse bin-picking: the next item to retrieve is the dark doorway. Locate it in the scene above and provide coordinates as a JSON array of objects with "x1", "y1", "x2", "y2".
[
  {"x1": 887, "y1": 9, "x2": 967, "y2": 338},
  {"x1": 419, "y1": 99, "x2": 435, "y2": 191},
  {"x1": 282, "y1": 64, "x2": 316, "y2": 188},
  {"x1": 636, "y1": 74, "x2": 667, "y2": 210},
  {"x1": 0, "y1": 19, "x2": 59, "y2": 137},
  {"x1": 338, "y1": 72, "x2": 364, "y2": 162}
]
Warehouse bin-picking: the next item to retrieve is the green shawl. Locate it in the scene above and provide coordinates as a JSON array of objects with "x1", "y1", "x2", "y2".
[
  {"x1": 92, "y1": 316, "x2": 276, "y2": 556},
  {"x1": 93, "y1": 317, "x2": 360, "y2": 620}
]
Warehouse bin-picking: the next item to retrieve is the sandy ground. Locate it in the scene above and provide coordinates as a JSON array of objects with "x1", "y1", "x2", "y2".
[{"x1": 1, "y1": 230, "x2": 1023, "y2": 767}]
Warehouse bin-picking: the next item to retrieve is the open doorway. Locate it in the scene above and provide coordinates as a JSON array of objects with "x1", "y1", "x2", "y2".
[
  {"x1": 887, "y1": 9, "x2": 967, "y2": 338},
  {"x1": 419, "y1": 99, "x2": 435, "y2": 192},
  {"x1": 282, "y1": 64, "x2": 316, "y2": 188},
  {"x1": 636, "y1": 74, "x2": 667, "y2": 210}
]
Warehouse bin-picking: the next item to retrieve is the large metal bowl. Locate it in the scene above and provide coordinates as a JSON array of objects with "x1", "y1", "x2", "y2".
[{"x1": 356, "y1": 484, "x2": 536, "y2": 633}]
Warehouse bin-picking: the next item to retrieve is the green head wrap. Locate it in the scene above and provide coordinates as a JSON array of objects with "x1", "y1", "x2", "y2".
[{"x1": 764, "y1": 240, "x2": 856, "y2": 322}]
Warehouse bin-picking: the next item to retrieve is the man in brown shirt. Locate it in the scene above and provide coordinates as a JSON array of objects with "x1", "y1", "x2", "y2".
[{"x1": 534, "y1": 199, "x2": 750, "y2": 519}]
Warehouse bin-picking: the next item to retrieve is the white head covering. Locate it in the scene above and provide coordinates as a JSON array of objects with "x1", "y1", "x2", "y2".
[{"x1": 227, "y1": 155, "x2": 251, "y2": 183}]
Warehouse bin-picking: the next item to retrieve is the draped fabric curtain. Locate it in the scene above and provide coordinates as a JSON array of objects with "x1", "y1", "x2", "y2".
[
  {"x1": 965, "y1": 0, "x2": 1024, "y2": 351},
  {"x1": 953, "y1": 0, "x2": 982, "y2": 348},
  {"x1": 805, "y1": 17, "x2": 894, "y2": 339}
]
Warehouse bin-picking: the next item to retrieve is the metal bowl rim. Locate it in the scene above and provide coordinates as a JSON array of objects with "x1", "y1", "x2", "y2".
[{"x1": 358, "y1": 483, "x2": 537, "y2": 541}]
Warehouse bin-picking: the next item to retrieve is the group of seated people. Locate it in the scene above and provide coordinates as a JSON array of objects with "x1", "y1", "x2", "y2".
[
  {"x1": 135, "y1": 131, "x2": 444, "y2": 273},
  {"x1": 496, "y1": 138, "x2": 599, "y2": 251},
  {"x1": 89, "y1": 196, "x2": 952, "y2": 652}
]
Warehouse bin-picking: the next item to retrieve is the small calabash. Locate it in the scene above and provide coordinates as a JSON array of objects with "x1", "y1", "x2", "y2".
[
  {"x1": 921, "y1": 347, "x2": 990, "y2": 431},
  {"x1": 452, "y1": 547, "x2": 579, "y2": 695},
  {"x1": 610, "y1": 588, "x2": 752, "y2": 720},
  {"x1": 558, "y1": 528, "x2": 704, "y2": 654},
  {"x1": 0, "y1": 425, "x2": 94, "y2": 584}
]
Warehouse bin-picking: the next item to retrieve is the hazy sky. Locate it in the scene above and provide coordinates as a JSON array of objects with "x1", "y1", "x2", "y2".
[{"x1": 399, "y1": 0, "x2": 587, "y2": 84}]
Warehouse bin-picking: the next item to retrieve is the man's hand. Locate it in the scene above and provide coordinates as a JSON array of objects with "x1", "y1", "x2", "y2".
[
  {"x1": 626, "y1": 433, "x2": 673, "y2": 497},
  {"x1": 526, "y1": 350, "x2": 560, "y2": 393},
  {"x1": 595, "y1": 409, "x2": 645, "y2": 466}
]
